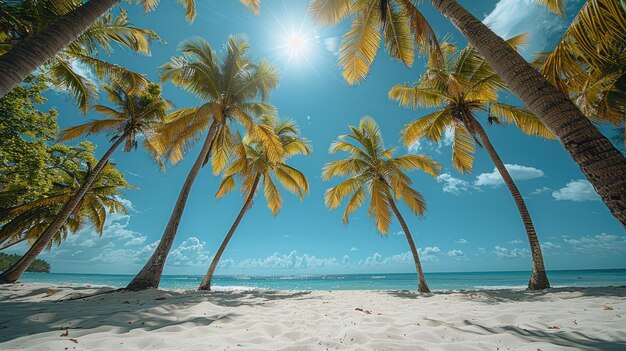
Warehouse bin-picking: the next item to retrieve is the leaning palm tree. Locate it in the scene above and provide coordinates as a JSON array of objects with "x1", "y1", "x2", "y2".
[
  {"x1": 311, "y1": 0, "x2": 626, "y2": 227},
  {"x1": 322, "y1": 116, "x2": 441, "y2": 292},
  {"x1": 198, "y1": 115, "x2": 311, "y2": 291},
  {"x1": 389, "y1": 39, "x2": 553, "y2": 290},
  {"x1": 125, "y1": 35, "x2": 281, "y2": 291},
  {"x1": 0, "y1": 1, "x2": 163, "y2": 112},
  {"x1": 0, "y1": 0, "x2": 265, "y2": 99},
  {"x1": 0, "y1": 82, "x2": 170, "y2": 283},
  {"x1": 535, "y1": 0, "x2": 626, "y2": 149},
  {"x1": 0, "y1": 161, "x2": 131, "y2": 255}
]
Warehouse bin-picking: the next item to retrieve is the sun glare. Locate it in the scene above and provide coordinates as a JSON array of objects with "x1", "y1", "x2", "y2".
[{"x1": 282, "y1": 32, "x2": 311, "y2": 59}]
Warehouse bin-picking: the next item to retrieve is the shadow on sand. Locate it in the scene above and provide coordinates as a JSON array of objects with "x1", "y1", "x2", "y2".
[{"x1": 0, "y1": 285, "x2": 315, "y2": 344}]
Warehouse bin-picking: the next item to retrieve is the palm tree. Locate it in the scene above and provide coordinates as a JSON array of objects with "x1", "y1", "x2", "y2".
[
  {"x1": 0, "y1": 0, "x2": 267, "y2": 99},
  {"x1": 535, "y1": 0, "x2": 626, "y2": 149},
  {"x1": 0, "y1": 82, "x2": 170, "y2": 283},
  {"x1": 322, "y1": 116, "x2": 441, "y2": 292},
  {"x1": 0, "y1": 160, "x2": 131, "y2": 255},
  {"x1": 198, "y1": 116, "x2": 311, "y2": 291},
  {"x1": 0, "y1": 1, "x2": 163, "y2": 112},
  {"x1": 125, "y1": 35, "x2": 282, "y2": 291},
  {"x1": 389, "y1": 39, "x2": 553, "y2": 289},
  {"x1": 309, "y1": 0, "x2": 442, "y2": 84},
  {"x1": 310, "y1": 0, "x2": 626, "y2": 228}
]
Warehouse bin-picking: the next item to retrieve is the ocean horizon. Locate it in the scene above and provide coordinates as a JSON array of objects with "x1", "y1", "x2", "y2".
[{"x1": 18, "y1": 268, "x2": 626, "y2": 291}]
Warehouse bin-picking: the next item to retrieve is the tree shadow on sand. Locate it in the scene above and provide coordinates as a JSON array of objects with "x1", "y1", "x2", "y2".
[
  {"x1": 0, "y1": 285, "x2": 315, "y2": 344},
  {"x1": 427, "y1": 317, "x2": 626, "y2": 351},
  {"x1": 385, "y1": 286, "x2": 626, "y2": 303}
]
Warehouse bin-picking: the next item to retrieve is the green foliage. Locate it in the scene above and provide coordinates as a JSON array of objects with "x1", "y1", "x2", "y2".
[
  {"x1": 0, "y1": 253, "x2": 50, "y2": 273},
  {"x1": 0, "y1": 75, "x2": 58, "y2": 206},
  {"x1": 0, "y1": 0, "x2": 162, "y2": 112},
  {"x1": 0, "y1": 77, "x2": 133, "y2": 250}
]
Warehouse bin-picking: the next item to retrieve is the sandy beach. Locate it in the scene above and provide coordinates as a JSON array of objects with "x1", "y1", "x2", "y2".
[{"x1": 0, "y1": 284, "x2": 624, "y2": 350}]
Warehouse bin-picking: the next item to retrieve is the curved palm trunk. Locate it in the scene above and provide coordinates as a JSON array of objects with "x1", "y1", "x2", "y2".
[
  {"x1": 198, "y1": 175, "x2": 260, "y2": 291},
  {"x1": 387, "y1": 195, "x2": 430, "y2": 293},
  {"x1": 469, "y1": 117, "x2": 550, "y2": 290},
  {"x1": 0, "y1": 238, "x2": 27, "y2": 251},
  {"x1": 0, "y1": 133, "x2": 127, "y2": 283},
  {"x1": 431, "y1": 0, "x2": 626, "y2": 228},
  {"x1": 0, "y1": 0, "x2": 120, "y2": 99},
  {"x1": 125, "y1": 122, "x2": 219, "y2": 291}
]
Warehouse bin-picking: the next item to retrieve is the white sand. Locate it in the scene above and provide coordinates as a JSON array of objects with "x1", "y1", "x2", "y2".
[{"x1": 1, "y1": 284, "x2": 625, "y2": 350}]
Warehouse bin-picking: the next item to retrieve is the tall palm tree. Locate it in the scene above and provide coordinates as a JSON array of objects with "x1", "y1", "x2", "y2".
[
  {"x1": 0, "y1": 0, "x2": 266, "y2": 99},
  {"x1": 389, "y1": 39, "x2": 553, "y2": 290},
  {"x1": 0, "y1": 1, "x2": 163, "y2": 112},
  {"x1": 0, "y1": 82, "x2": 170, "y2": 283},
  {"x1": 125, "y1": 35, "x2": 282, "y2": 291},
  {"x1": 322, "y1": 116, "x2": 441, "y2": 292},
  {"x1": 309, "y1": 0, "x2": 442, "y2": 84},
  {"x1": 311, "y1": 0, "x2": 626, "y2": 228},
  {"x1": 198, "y1": 116, "x2": 311, "y2": 291},
  {"x1": 0, "y1": 161, "x2": 131, "y2": 255},
  {"x1": 535, "y1": 0, "x2": 626, "y2": 149}
]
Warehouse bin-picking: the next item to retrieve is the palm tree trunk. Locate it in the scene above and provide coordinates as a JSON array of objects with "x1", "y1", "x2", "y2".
[
  {"x1": 387, "y1": 194, "x2": 430, "y2": 293},
  {"x1": 198, "y1": 174, "x2": 260, "y2": 291},
  {"x1": 431, "y1": 0, "x2": 626, "y2": 228},
  {"x1": 468, "y1": 117, "x2": 550, "y2": 290},
  {"x1": 0, "y1": 238, "x2": 27, "y2": 251},
  {"x1": 0, "y1": 0, "x2": 120, "y2": 99},
  {"x1": 0, "y1": 133, "x2": 127, "y2": 283},
  {"x1": 125, "y1": 122, "x2": 219, "y2": 291}
]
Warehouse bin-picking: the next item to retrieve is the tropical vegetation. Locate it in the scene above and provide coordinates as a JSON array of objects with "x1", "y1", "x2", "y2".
[
  {"x1": 0, "y1": 0, "x2": 623, "y2": 293},
  {"x1": 198, "y1": 115, "x2": 311, "y2": 291},
  {"x1": 323, "y1": 116, "x2": 441, "y2": 292},
  {"x1": 389, "y1": 37, "x2": 553, "y2": 289},
  {"x1": 0, "y1": 81, "x2": 168, "y2": 283},
  {"x1": 0, "y1": 253, "x2": 49, "y2": 273},
  {"x1": 125, "y1": 35, "x2": 282, "y2": 291},
  {"x1": 535, "y1": 0, "x2": 626, "y2": 149},
  {"x1": 310, "y1": 0, "x2": 626, "y2": 228}
]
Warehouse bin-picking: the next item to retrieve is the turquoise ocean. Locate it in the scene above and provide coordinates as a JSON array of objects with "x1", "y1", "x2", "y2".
[{"x1": 18, "y1": 269, "x2": 626, "y2": 291}]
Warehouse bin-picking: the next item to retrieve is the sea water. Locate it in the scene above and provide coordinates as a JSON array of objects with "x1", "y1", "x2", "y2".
[{"x1": 17, "y1": 269, "x2": 626, "y2": 291}]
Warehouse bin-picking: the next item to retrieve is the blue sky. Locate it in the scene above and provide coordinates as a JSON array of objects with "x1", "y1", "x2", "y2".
[{"x1": 12, "y1": 0, "x2": 625, "y2": 275}]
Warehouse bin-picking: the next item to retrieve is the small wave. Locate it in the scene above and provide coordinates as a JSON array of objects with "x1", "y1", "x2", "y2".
[
  {"x1": 211, "y1": 285, "x2": 265, "y2": 292},
  {"x1": 233, "y1": 276, "x2": 251, "y2": 280},
  {"x1": 370, "y1": 276, "x2": 386, "y2": 279},
  {"x1": 473, "y1": 285, "x2": 527, "y2": 290}
]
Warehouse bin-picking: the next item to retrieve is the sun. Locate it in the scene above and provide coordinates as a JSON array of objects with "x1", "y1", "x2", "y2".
[{"x1": 282, "y1": 32, "x2": 311, "y2": 59}]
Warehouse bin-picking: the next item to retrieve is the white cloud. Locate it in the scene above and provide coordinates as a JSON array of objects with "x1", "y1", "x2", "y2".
[
  {"x1": 350, "y1": 246, "x2": 358, "y2": 252},
  {"x1": 531, "y1": 187, "x2": 552, "y2": 196},
  {"x1": 483, "y1": 0, "x2": 572, "y2": 59},
  {"x1": 542, "y1": 241, "x2": 561, "y2": 250},
  {"x1": 552, "y1": 179, "x2": 600, "y2": 202},
  {"x1": 448, "y1": 249, "x2": 463, "y2": 256},
  {"x1": 563, "y1": 233, "x2": 626, "y2": 252},
  {"x1": 407, "y1": 127, "x2": 453, "y2": 154},
  {"x1": 238, "y1": 251, "x2": 342, "y2": 270},
  {"x1": 507, "y1": 239, "x2": 523, "y2": 244},
  {"x1": 437, "y1": 173, "x2": 474, "y2": 195},
  {"x1": 323, "y1": 37, "x2": 338, "y2": 55},
  {"x1": 454, "y1": 238, "x2": 468, "y2": 244},
  {"x1": 474, "y1": 164, "x2": 544, "y2": 187},
  {"x1": 448, "y1": 249, "x2": 468, "y2": 261},
  {"x1": 494, "y1": 245, "x2": 530, "y2": 258},
  {"x1": 168, "y1": 237, "x2": 211, "y2": 266}
]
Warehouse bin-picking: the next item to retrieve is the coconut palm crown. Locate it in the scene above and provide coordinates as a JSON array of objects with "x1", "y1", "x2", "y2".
[
  {"x1": 389, "y1": 38, "x2": 553, "y2": 290},
  {"x1": 309, "y1": 0, "x2": 443, "y2": 85},
  {"x1": 322, "y1": 116, "x2": 440, "y2": 292},
  {"x1": 125, "y1": 35, "x2": 281, "y2": 291},
  {"x1": 197, "y1": 115, "x2": 310, "y2": 291}
]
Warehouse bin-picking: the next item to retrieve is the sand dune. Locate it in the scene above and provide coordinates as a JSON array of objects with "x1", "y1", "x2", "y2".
[{"x1": 1, "y1": 283, "x2": 625, "y2": 350}]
